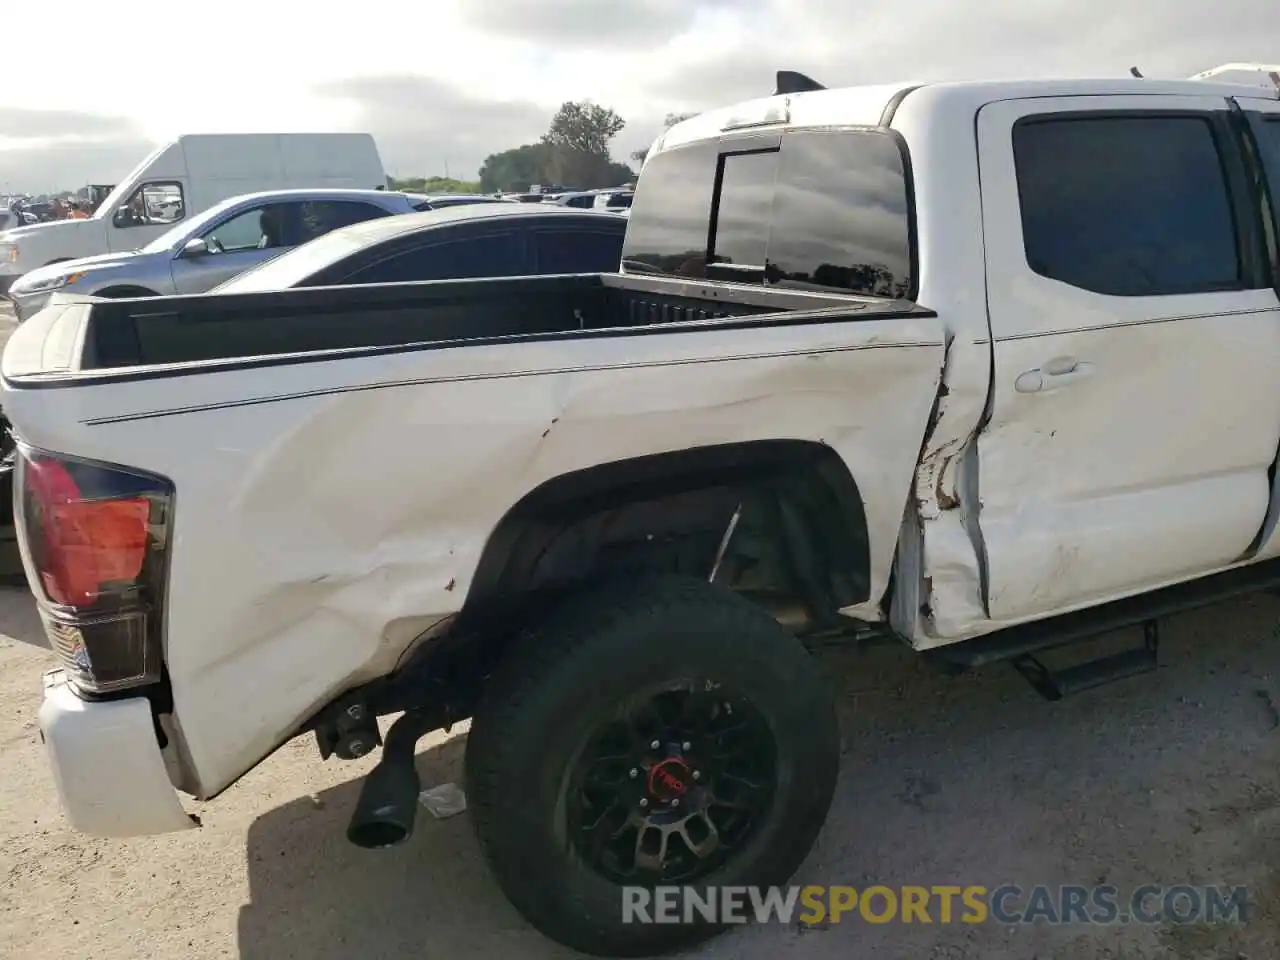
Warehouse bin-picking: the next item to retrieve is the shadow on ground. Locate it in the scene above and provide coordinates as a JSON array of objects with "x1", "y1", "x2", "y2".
[
  {"x1": 0, "y1": 583, "x2": 46, "y2": 647},
  {"x1": 238, "y1": 597, "x2": 1280, "y2": 960},
  {"x1": 235, "y1": 730, "x2": 581, "y2": 960}
]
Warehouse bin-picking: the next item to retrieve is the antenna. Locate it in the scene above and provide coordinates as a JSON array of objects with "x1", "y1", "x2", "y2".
[
  {"x1": 775, "y1": 70, "x2": 826, "y2": 95},
  {"x1": 1129, "y1": 66, "x2": 1144, "y2": 78}
]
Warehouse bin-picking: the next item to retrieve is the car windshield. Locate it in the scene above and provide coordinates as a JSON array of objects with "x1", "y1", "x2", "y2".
[{"x1": 210, "y1": 225, "x2": 374, "y2": 293}]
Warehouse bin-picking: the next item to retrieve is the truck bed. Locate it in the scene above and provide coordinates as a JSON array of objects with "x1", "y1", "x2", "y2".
[{"x1": 7, "y1": 273, "x2": 933, "y2": 378}]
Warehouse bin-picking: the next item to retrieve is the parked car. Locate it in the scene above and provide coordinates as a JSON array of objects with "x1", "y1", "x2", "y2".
[
  {"x1": 0, "y1": 132, "x2": 386, "y2": 296},
  {"x1": 12, "y1": 64, "x2": 1280, "y2": 958},
  {"x1": 6, "y1": 188, "x2": 428, "y2": 321},
  {"x1": 211, "y1": 203, "x2": 627, "y2": 293},
  {"x1": 556, "y1": 187, "x2": 634, "y2": 210}
]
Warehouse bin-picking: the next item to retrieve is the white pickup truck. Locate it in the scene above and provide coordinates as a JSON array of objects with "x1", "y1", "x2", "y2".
[{"x1": 4, "y1": 65, "x2": 1280, "y2": 957}]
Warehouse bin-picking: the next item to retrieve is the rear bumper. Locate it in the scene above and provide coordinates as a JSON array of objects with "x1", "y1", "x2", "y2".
[{"x1": 38, "y1": 670, "x2": 198, "y2": 837}]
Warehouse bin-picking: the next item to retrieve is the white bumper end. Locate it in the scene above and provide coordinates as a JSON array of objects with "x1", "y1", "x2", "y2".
[{"x1": 39, "y1": 671, "x2": 198, "y2": 837}]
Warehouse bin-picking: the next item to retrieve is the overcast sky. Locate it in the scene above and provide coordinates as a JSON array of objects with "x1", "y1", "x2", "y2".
[{"x1": 1, "y1": 0, "x2": 1276, "y2": 191}]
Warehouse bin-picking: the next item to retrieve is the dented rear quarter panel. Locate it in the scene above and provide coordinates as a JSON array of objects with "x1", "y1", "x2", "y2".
[{"x1": 2, "y1": 314, "x2": 946, "y2": 796}]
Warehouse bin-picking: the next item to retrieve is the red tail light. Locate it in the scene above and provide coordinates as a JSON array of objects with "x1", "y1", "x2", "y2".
[{"x1": 16, "y1": 448, "x2": 173, "y2": 695}]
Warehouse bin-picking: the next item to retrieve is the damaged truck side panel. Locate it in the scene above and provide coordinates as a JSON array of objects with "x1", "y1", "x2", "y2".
[{"x1": 3, "y1": 308, "x2": 946, "y2": 797}]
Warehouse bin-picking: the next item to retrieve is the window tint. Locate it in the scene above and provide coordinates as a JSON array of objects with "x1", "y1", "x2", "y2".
[
  {"x1": 622, "y1": 130, "x2": 914, "y2": 297},
  {"x1": 532, "y1": 226, "x2": 626, "y2": 273},
  {"x1": 341, "y1": 232, "x2": 523, "y2": 284},
  {"x1": 299, "y1": 201, "x2": 388, "y2": 241},
  {"x1": 1252, "y1": 117, "x2": 1280, "y2": 236},
  {"x1": 1014, "y1": 115, "x2": 1240, "y2": 297},
  {"x1": 621, "y1": 144, "x2": 716, "y2": 278},
  {"x1": 1256, "y1": 117, "x2": 1280, "y2": 164},
  {"x1": 768, "y1": 132, "x2": 913, "y2": 298},
  {"x1": 708, "y1": 151, "x2": 777, "y2": 282},
  {"x1": 204, "y1": 202, "x2": 296, "y2": 253}
]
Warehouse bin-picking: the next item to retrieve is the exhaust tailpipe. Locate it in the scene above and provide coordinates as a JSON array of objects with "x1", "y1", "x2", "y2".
[{"x1": 346, "y1": 709, "x2": 436, "y2": 849}]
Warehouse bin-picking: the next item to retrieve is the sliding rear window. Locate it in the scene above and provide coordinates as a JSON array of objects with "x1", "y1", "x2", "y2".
[{"x1": 623, "y1": 128, "x2": 915, "y2": 299}]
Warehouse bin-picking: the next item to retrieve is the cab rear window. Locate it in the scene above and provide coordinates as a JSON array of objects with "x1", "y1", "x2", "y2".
[{"x1": 623, "y1": 128, "x2": 915, "y2": 299}]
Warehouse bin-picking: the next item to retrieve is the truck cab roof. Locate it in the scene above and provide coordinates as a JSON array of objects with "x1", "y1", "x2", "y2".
[{"x1": 652, "y1": 70, "x2": 1280, "y2": 158}]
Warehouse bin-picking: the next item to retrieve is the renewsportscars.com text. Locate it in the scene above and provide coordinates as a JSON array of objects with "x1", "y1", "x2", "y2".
[{"x1": 622, "y1": 884, "x2": 1250, "y2": 926}]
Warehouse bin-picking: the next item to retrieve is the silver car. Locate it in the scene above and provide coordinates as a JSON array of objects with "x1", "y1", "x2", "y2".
[{"x1": 6, "y1": 188, "x2": 428, "y2": 322}]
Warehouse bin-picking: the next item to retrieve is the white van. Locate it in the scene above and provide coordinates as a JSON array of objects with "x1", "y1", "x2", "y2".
[{"x1": 0, "y1": 133, "x2": 385, "y2": 295}]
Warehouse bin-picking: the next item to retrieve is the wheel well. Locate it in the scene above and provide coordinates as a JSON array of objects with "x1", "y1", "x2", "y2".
[
  {"x1": 43, "y1": 258, "x2": 73, "y2": 267},
  {"x1": 463, "y1": 439, "x2": 871, "y2": 628},
  {"x1": 95, "y1": 285, "x2": 158, "y2": 299}
]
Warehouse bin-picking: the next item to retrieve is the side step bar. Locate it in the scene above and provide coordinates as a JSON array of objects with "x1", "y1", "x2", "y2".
[
  {"x1": 1011, "y1": 620, "x2": 1159, "y2": 701},
  {"x1": 926, "y1": 554, "x2": 1280, "y2": 699}
]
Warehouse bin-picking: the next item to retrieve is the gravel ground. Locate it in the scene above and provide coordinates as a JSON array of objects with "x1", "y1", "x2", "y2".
[{"x1": 1, "y1": 298, "x2": 1279, "y2": 958}]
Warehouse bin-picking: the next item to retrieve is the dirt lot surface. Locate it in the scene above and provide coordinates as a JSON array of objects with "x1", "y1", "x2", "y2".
[{"x1": 1, "y1": 300, "x2": 1280, "y2": 958}]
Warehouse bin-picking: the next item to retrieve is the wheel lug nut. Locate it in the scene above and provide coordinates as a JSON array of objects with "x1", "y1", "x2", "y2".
[
  {"x1": 629, "y1": 768, "x2": 638, "y2": 778},
  {"x1": 671, "y1": 799, "x2": 680, "y2": 808},
  {"x1": 692, "y1": 770, "x2": 701, "y2": 781},
  {"x1": 640, "y1": 798, "x2": 649, "y2": 808},
  {"x1": 650, "y1": 740, "x2": 660, "y2": 750},
  {"x1": 681, "y1": 741, "x2": 691, "y2": 751}
]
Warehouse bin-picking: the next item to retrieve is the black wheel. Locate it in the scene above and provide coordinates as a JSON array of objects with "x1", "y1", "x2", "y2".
[{"x1": 465, "y1": 576, "x2": 840, "y2": 957}]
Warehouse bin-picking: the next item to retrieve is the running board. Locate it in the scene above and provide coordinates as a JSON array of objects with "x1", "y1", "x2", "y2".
[
  {"x1": 1011, "y1": 620, "x2": 1159, "y2": 701},
  {"x1": 930, "y1": 555, "x2": 1280, "y2": 670}
]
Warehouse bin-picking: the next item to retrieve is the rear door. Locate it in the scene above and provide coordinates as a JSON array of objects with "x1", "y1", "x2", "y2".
[
  {"x1": 297, "y1": 199, "x2": 392, "y2": 241},
  {"x1": 975, "y1": 95, "x2": 1280, "y2": 623},
  {"x1": 529, "y1": 219, "x2": 625, "y2": 273}
]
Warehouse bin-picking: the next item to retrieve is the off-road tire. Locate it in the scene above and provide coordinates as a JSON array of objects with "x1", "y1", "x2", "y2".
[{"x1": 465, "y1": 575, "x2": 841, "y2": 957}]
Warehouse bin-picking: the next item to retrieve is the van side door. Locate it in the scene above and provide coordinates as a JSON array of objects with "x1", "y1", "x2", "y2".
[{"x1": 974, "y1": 94, "x2": 1280, "y2": 623}]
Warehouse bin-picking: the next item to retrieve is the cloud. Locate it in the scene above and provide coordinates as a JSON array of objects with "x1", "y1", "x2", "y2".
[
  {"x1": 0, "y1": 107, "x2": 143, "y2": 142},
  {"x1": 0, "y1": 109, "x2": 153, "y2": 193},
  {"x1": 650, "y1": 0, "x2": 1280, "y2": 110},
  {"x1": 456, "y1": 0, "x2": 754, "y2": 49},
  {"x1": 312, "y1": 75, "x2": 557, "y2": 180}
]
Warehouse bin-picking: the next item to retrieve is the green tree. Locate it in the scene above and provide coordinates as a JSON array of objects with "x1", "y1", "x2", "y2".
[
  {"x1": 390, "y1": 176, "x2": 482, "y2": 194},
  {"x1": 543, "y1": 147, "x2": 635, "y2": 190},
  {"x1": 542, "y1": 101, "x2": 626, "y2": 156},
  {"x1": 478, "y1": 143, "x2": 553, "y2": 193},
  {"x1": 631, "y1": 112, "x2": 697, "y2": 164}
]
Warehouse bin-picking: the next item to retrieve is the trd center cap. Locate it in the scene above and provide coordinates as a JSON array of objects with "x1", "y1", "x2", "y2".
[{"x1": 647, "y1": 757, "x2": 691, "y2": 801}]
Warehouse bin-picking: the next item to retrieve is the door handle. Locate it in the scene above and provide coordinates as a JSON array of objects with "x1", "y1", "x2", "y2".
[{"x1": 1014, "y1": 358, "x2": 1096, "y2": 394}]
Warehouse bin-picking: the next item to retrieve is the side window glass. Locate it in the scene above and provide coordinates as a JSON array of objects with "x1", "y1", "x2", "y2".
[
  {"x1": 1013, "y1": 115, "x2": 1241, "y2": 296},
  {"x1": 533, "y1": 228, "x2": 625, "y2": 273},
  {"x1": 621, "y1": 142, "x2": 718, "y2": 277},
  {"x1": 621, "y1": 131, "x2": 912, "y2": 296},
  {"x1": 1251, "y1": 116, "x2": 1280, "y2": 242},
  {"x1": 708, "y1": 150, "x2": 778, "y2": 281},
  {"x1": 204, "y1": 203, "x2": 295, "y2": 253},
  {"x1": 767, "y1": 131, "x2": 913, "y2": 298},
  {"x1": 298, "y1": 201, "x2": 388, "y2": 243},
  {"x1": 113, "y1": 181, "x2": 185, "y2": 228},
  {"x1": 344, "y1": 233, "x2": 522, "y2": 284}
]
